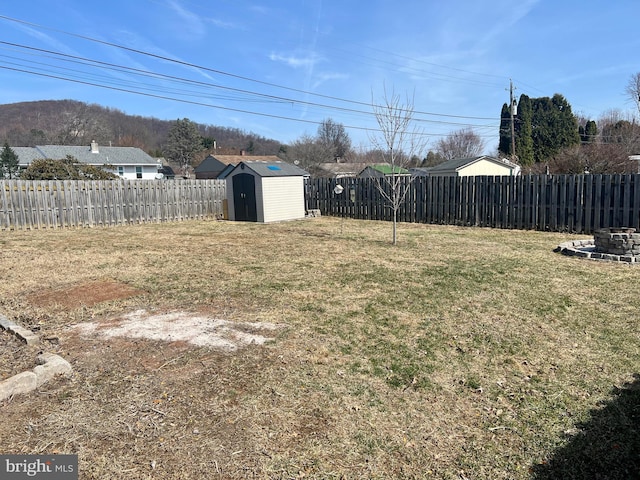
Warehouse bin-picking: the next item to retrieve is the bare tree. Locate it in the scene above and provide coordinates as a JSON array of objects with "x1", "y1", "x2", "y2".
[
  {"x1": 317, "y1": 119, "x2": 352, "y2": 161},
  {"x1": 435, "y1": 128, "x2": 485, "y2": 160},
  {"x1": 626, "y1": 72, "x2": 640, "y2": 116},
  {"x1": 369, "y1": 86, "x2": 427, "y2": 245},
  {"x1": 598, "y1": 109, "x2": 640, "y2": 155},
  {"x1": 549, "y1": 144, "x2": 635, "y2": 174},
  {"x1": 281, "y1": 133, "x2": 328, "y2": 172}
]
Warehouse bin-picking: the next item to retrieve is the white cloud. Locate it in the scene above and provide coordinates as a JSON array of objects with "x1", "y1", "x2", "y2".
[
  {"x1": 205, "y1": 17, "x2": 241, "y2": 30},
  {"x1": 166, "y1": 0, "x2": 206, "y2": 38},
  {"x1": 269, "y1": 52, "x2": 322, "y2": 69},
  {"x1": 312, "y1": 72, "x2": 348, "y2": 89}
]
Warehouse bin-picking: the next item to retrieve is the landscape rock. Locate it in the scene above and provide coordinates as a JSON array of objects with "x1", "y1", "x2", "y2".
[
  {"x1": 0, "y1": 314, "x2": 39, "y2": 345},
  {"x1": 33, "y1": 353, "x2": 73, "y2": 387},
  {"x1": 0, "y1": 372, "x2": 38, "y2": 402}
]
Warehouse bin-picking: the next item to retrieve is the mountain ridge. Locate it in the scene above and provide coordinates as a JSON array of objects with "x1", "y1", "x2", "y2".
[{"x1": 0, "y1": 100, "x2": 284, "y2": 158}]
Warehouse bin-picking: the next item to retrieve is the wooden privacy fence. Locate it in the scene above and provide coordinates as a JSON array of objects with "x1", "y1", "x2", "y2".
[
  {"x1": 0, "y1": 179, "x2": 226, "y2": 230},
  {"x1": 306, "y1": 174, "x2": 640, "y2": 234}
]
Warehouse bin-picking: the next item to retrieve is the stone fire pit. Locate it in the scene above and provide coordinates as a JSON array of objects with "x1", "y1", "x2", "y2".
[
  {"x1": 593, "y1": 227, "x2": 640, "y2": 256},
  {"x1": 555, "y1": 227, "x2": 640, "y2": 263}
]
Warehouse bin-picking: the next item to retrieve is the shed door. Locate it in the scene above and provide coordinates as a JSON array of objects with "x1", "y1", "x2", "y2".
[{"x1": 232, "y1": 173, "x2": 257, "y2": 222}]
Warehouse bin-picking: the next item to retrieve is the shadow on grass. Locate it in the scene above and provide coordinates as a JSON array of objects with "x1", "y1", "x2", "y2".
[{"x1": 531, "y1": 374, "x2": 640, "y2": 479}]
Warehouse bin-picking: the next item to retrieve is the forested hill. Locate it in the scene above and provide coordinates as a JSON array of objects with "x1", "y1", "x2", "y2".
[{"x1": 0, "y1": 100, "x2": 283, "y2": 156}]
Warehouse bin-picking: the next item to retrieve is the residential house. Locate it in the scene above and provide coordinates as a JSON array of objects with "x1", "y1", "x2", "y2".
[
  {"x1": 358, "y1": 164, "x2": 411, "y2": 178},
  {"x1": 313, "y1": 162, "x2": 368, "y2": 178},
  {"x1": 427, "y1": 156, "x2": 520, "y2": 177},
  {"x1": 13, "y1": 141, "x2": 161, "y2": 180},
  {"x1": 157, "y1": 165, "x2": 176, "y2": 179},
  {"x1": 195, "y1": 154, "x2": 281, "y2": 179}
]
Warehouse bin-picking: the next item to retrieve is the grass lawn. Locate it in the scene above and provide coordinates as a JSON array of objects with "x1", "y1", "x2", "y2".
[{"x1": 0, "y1": 217, "x2": 639, "y2": 479}]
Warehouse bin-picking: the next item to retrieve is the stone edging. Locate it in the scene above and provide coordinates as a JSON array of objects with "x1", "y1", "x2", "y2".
[
  {"x1": 0, "y1": 315, "x2": 73, "y2": 402},
  {"x1": 554, "y1": 239, "x2": 639, "y2": 263}
]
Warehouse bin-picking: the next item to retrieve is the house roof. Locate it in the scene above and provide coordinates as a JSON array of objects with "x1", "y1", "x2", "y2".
[
  {"x1": 231, "y1": 160, "x2": 309, "y2": 177},
  {"x1": 315, "y1": 162, "x2": 368, "y2": 177},
  {"x1": 35, "y1": 145, "x2": 158, "y2": 166},
  {"x1": 12, "y1": 147, "x2": 45, "y2": 165},
  {"x1": 208, "y1": 154, "x2": 281, "y2": 166},
  {"x1": 361, "y1": 164, "x2": 410, "y2": 175},
  {"x1": 158, "y1": 166, "x2": 176, "y2": 177},
  {"x1": 428, "y1": 155, "x2": 516, "y2": 173},
  {"x1": 409, "y1": 167, "x2": 433, "y2": 176},
  {"x1": 14, "y1": 143, "x2": 158, "y2": 166},
  {"x1": 194, "y1": 156, "x2": 226, "y2": 173}
]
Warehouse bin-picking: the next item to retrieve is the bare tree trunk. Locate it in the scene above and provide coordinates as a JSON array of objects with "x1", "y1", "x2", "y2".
[{"x1": 392, "y1": 210, "x2": 397, "y2": 245}]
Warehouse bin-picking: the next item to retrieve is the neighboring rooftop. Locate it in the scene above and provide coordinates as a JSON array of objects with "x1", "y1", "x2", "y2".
[{"x1": 12, "y1": 141, "x2": 158, "y2": 166}]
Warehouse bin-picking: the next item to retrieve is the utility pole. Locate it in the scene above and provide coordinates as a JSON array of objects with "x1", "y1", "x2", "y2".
[{"x1": 509, "y1": 79, "x2": 517, "y2": 161}]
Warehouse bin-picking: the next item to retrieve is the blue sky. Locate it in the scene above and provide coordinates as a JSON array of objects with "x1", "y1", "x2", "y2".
[{"x1": 0, "y1": 0, "x2": 639, "y2": 153}]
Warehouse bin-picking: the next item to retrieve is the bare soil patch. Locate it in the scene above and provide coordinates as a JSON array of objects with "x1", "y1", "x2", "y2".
[
  {"x1": 72, "y1": 309, "x2": 283, "y2": 350},
  {"x1": 25, "y1": 280, "x2": 145, "y2": 310}
]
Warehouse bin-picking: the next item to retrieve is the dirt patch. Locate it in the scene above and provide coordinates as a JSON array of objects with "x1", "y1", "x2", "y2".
[
  {"x1": 26, "y1": 280, "x2": 145, "y2": 310},
  {"x1": 72, "y1": 309, "x2": 283, "y2": 351}
]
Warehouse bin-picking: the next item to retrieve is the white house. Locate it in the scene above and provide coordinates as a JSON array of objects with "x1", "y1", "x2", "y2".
[
  {"x1": 226, "y1": 160, "x2": 308, "y2": 223},
  {"x1": 428, "y1": 155, "x2": 521, "y2": 177},
  {"x1": 13, "y1": 141, "x2": 161, "y2": 180}
]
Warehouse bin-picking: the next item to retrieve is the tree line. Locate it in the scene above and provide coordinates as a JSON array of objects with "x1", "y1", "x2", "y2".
[
  {"x1": 498, "y1": 73, "x2": 640, "y2": 174},
  {"x1": 3, "y1": 71, "x2": 640, "y2": 179},
  {"x1": 0, "y1": 100, "x2": 283, "y2": 156}
]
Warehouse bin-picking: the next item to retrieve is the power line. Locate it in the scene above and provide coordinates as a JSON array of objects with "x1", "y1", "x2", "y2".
[
  {"x1": 0, "y1": 41, "x2": 499, "y2": 130},
  {"x1": 0, "y1": 15, "x2": 499, "y2": 122},
  {"x1": 1, "y1": 64, "x2": 502, "y2": 139}
]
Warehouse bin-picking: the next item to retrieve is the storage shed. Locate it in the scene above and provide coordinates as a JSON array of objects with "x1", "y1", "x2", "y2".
[{"x1": 226, "y1": 161, "x2": 309, "y2": 223}]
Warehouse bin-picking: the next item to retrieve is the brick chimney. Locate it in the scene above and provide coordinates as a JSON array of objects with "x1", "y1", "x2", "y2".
[{"x1": 90, "y1": 140, "x2": 99, "y2": 154}]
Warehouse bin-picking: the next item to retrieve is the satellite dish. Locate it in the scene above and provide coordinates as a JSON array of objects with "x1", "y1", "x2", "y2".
[
  {"x1": 294, "y1": 160, "x2": 300, "y2": 165},
  {"x1": 334, "y1": 184, "x2": 344, "y2": 195},
  {"x1": 155, "y1": 173, "x2": 164, "y2": 179}
]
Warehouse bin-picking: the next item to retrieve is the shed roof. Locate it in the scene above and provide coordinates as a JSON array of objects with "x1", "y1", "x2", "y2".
[
  {"x1": 209, "y1": 154, "x2": 281, "y2": 166},
  {"x1": 231, "y1": 161, "x2": 309, "y2": 177}
]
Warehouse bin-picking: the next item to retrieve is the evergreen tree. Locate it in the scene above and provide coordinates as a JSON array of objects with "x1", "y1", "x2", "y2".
[
  {"x1": 163, "y1": 118, "x2": 203, "y2": 177},
  {"x1": 514, "y1": 95, "x2": 534, "y2": 166},
  {"x1": 584, "y1": 120, "x2": 597, "y2": 143},
  {"x1": 498, "y1": 103, "x2": 512, "y2": 156},
  {"x1": 530, "y1": 94, "x2": 580, "y2": 162},
  {"x1": 424, "y1": 150, "x2": 445, "y2": 167},
  {"x1": 21, "y1": 156, "x2": 118, "y2": 180},
  {"x1": 500, "y1": 93, "x2": 580, "y2": 164},
  {"x1": 0, "y1": 142, "x2": 20, "y2": 179}
]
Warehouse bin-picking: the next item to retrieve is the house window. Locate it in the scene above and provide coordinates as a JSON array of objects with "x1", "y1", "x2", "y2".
[
  {"x1": 136, "y1": 166, "x2": 142, "y2": 179},
  {"x1": 118, "y1": 166, "x2": 124, "y2": 177}
]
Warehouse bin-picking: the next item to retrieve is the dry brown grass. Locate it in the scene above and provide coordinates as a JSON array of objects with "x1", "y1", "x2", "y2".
[{"x1": 1, "y1": 217, "x2": 639, "y2": 479}]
